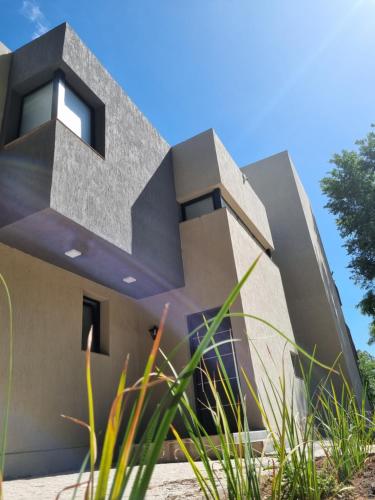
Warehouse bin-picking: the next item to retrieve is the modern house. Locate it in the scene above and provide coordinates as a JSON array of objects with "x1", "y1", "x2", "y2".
[{"x1": 0, "y1": 24, "x2": 363, "y2": 478}]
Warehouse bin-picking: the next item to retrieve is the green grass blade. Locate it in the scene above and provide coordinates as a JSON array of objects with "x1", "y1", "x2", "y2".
[
  {"x1": 94, "y1": 356, "x2": 129, "y2": 500},
  {"x1": 0, "y1": 273, "x2": 13, "y2": 497},
  {"x1": 127, "y1": 255, "x2": 262, "y2": 500},
  {"x1": 85, "y1": 328, "x2": 96, "y2": 500},
  {"x1": 71, "y1": 451, "x2": 90, "y2": 500}
]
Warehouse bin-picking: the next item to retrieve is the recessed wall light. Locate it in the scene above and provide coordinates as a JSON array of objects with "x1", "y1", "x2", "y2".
[
  {"x1": 123, "y1": 276, "x2": 136, "y2": 284},
  {"x1": 65, "y1": 249, "x2": 82, "y2": 259}
]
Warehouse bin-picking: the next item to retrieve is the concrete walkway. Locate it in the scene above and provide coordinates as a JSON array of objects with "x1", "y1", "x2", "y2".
[
  {"x1": 4, "y1": 445, "x2": 374, "y2": 499},
  {"x1": 3, "y1": 462, "x2": 225, "y2": 499}
]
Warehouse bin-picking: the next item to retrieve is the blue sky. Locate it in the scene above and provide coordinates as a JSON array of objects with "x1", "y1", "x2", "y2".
[{"x1": 1, "y1": 0, "x2": 374, "y2": 353}]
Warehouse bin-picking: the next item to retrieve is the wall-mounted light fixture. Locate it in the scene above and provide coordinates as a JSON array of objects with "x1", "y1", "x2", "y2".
[{"x1": 148, "y1": 325, "x2": 158, "y2": 341}]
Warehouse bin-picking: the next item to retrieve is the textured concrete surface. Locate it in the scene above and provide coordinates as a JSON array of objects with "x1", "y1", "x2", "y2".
[
  {"x1": 226, "y1": 207, "x2": 306, "y2": 428},
  {"x1": 244, "y1": 152, "x2": 364, "y2": 402},
  {"x1": 212, "y1": 131, "x2": 273, "y2": 250},
  {"x1": 0, "y1": 209, "x2": 176, "y2": 299},
  {"x1": 0, "y1": 242, "x2": 144, "y2": 478},
  {"x1": 54, "y1": 25, "x2": 183, "y2": 290},
  {"x1": 0, "y1": 42, "x2": 11, "y2": 134},
  {"x1": 172, "y1": 129, "x2": 273, "y2": 251},
  {"x1": 0, "y1": 23, "x2": 184, "y2": 297},
  {"x1": 137, "y1": 207, "x2": 303, "y2": 435},
  {"x1": 0, "y1": 210, "x2": 297, "y2": 477},
  {"x1": 0, "y1": 123, "x2": 56, "y2": 227}
]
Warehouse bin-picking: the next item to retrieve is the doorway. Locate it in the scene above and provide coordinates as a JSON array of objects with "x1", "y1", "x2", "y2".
[{"x1": 187, "y1": 307, "x2": 242, "y2": 435}]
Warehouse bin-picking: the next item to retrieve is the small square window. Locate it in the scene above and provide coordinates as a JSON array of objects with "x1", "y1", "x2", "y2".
[
  {"x1": 82, "y1": 296, "x2": 101, "y2": 353},
  {"x1": 16, "y1": 71, "x2": 104, "y2": 156}
]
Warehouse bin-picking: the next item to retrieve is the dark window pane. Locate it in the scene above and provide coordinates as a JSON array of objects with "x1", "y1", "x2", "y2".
[
  {"x1": 82, "y1": 297, "x2": 100, "y2": 353},
  {"x1": 184, "y1": 196, "x2": 215, "y2": 220}
]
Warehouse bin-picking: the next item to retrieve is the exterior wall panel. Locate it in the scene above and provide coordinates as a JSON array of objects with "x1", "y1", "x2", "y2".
[
  {"x1": 0, "y1": 42, "x2": 11, "y2": 133},
  {"x1": 244, "y1": 152, "x2": 364, "y2": 400},
  {"x1": 226, "y1": 209, "x2": 306, "y2": 426},
  {"x1": 0, "y1": 242, "x2": 142, "y2": 478},
  {"x1": 0, "y1": 23, "x2": 184, "y2": 297},
  {"x1": 172, "y1": 129, "x2": 274, "y2": 250}
]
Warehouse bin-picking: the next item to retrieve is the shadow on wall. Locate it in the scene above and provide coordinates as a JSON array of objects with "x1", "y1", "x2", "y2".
[
  {"x1": 131, "y1": 151, "x2": 185, "y2": 293},
  {"x1": 0, "y1": 123, "x2": 55, "y2": 228}
]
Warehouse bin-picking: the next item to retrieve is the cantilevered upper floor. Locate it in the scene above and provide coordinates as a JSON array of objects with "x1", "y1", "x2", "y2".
[{"x1": 0, "y1": 23, "x2": 273, "y2": 298}]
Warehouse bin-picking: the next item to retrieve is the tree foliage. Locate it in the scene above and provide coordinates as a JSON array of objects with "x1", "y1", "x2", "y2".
[
  {"x1": 357, "y1": 350, "x2": 375, "y2": 408},
  {"x1": 321, "y1": 126, "x2": 375, "y2": 344}
]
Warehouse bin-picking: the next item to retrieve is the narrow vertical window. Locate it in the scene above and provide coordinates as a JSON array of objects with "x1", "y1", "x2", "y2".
[{"x1": 82, "y1": 296, "x2": 101, "y2": 353}]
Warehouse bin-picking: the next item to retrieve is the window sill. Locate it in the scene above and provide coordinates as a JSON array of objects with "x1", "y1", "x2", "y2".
[
  {"x1": 81, "y1": 349, "x2": 110, "y2": 357},
  {"x1": 56, "y1": 119, "x2": 105, "y2": 160},
  {"x1": 2, "y1": 118, "x2": 105, "y2": 161},
  {"x1": 2, "y1": 120, "x2": 54, "y2": 150}
]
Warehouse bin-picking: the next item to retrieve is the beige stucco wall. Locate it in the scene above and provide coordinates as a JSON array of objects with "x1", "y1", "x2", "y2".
[
  {"x1": 0, "y1": 42, "x2": 11, "y2": 132},
  {"x1": 244, "y1": 152, "x2": 363, "y2": 400},
  {"x1": 290, "y1": 159, "x2": 363, "y2": 396},
  {"x1": 0, "y1": 242, "x2": 142, "y2": 478},
  {"x1": 0, "y1": 200, "x2": 303, "y2": 478},
  {"x1": 212, "y1": 132, "x2": 274, "y2": 251},
  {"x1": 137, "y1": 208, "x2": 263, "y2": 431},
  {"x1": 138, "y1": 207, "x2": 303, "y2": 433},
  {"x1": 172, "y1": 129, "x2": 274, "y2": 250},
  {"x1": 226, "y1": 209, "x2": 305, "y2": 427}
]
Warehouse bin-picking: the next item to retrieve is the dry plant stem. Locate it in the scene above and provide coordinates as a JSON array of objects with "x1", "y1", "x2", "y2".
[{"x1": 110, "y1": 303, "x2": 170, "y2": 499}]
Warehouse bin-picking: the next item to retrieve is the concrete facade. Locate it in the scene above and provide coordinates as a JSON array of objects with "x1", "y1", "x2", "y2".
[
  {"x1": 244, "y1": 152, "x2": 363, "y2": 397},
  {"x1": 0, "y1": 23, "x2": 183, "y2": 298},
  {"x1": 0, "y1": 25, "x2": 362, "y2": 478},
  {"x1": 0, "y1": 42, "x2": 11, "y2": 132}
]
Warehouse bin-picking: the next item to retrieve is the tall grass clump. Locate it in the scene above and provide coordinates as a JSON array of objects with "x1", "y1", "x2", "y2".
[
  {"x1": 176, "y1": 335, "x2": 374, "y2": 500},
  {"x1": 316, "y1": 372, "x2": 374, "y2": 484},
  {"x1": 171, "y1": 325, "x2": 338, "y2": 498},
  {"x1": 171, "y1": 361, "x2": 262, "y2": 500},
  {"x1": 56, "y1": 256, "x2": 263, "y2": 499},
  {"x1": 244, "y1": 352, "x2": 339, "y2": 500},
  {"x1": 1, "y1": 254, "x2": 373, "y2": 500},
  {"x1": 0, "y1": 274, "x2": 13, "y2": 500}
]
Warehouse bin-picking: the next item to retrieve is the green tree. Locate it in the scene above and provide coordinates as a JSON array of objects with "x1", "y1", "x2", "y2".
[
  {"x1": 321, "y1": 126, "x2": 375, "y2": 345},
  {"x1": 357, "y1": 350, "x2": 375, "y2": 408}
]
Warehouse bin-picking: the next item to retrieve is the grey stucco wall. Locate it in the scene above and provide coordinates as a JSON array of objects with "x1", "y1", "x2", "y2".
[
  {"x1": 0, "y1": 25, "x2": 65, "y2": 146},
  {"x1": 0, "y1": 42, "x2": 11, "y2": 136},
  {"x1": 0, "y1": 23, "x2": 184, "y2": 296},
  {"x1": 0, "y1": 122, "x2": 55, "y2": 228}
]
